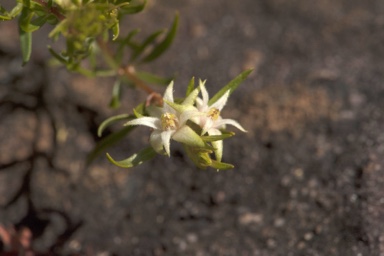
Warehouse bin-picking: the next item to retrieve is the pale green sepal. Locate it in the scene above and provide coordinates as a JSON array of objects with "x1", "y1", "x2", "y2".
[
  {"x1": 106, "y1": 147, "x2": 156, "y2": 168},
  {"x1": 182, "y1": 86, "x2": 200, "y2": 106},
  {"x1": 201, "y1": 132, "x2": 234, "y2": 142},
  {"x1": 172, "y1": 126, "x2": 205, "y2": 148},
  {"x1": 210, "y1": 160, "x2": 234, "y2": 170},
  {"x1": 212, "y1": 139, "x2": 223, "y2": 162},
  {"x1": 98, "y1": 114, "x2": 132, "y2": 137},
  {"x1": 164, "y1": 100, "x2": 195, "y2": 113},
  {"x1": 208, "y1": 69, "x2": 253, "y2": 106},
  {"x1": 184, "y1": 146, "x2": 212, "y2": 169}
]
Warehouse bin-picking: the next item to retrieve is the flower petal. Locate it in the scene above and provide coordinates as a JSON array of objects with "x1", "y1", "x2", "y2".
[
  {"x1": 124, "y1": 117, "x2": 160, "y2": 130},
  {"x1": 195, "y1": 97, "x2": 204, "y2": 110},
  {"x1": 199, "y1": 80, "x2": 209, "y2": 107},
  {"x1": 179, "y1": 109, "x2": 202, "y2": 125},
  {"x1": 214, "y1": 118, "x2": 247, "y2": 132},
  {"x1": 210, "y1": 90, "x2": 229, "y2": 110},
  {"x1": 163, "y1": 81, "x2": 174, "y2": 103},
  {"x1": 201, "y1": 118, "x2": 214, "y2": 135},
  {"x1": 161, "y1": 130, "x2": 174, "y2": 157},
  {"x1": 150, "y1": 130, "x2": 165, "y2": 154}
]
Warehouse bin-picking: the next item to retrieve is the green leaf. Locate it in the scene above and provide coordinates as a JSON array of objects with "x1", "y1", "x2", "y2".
[
  {"x1": 98, "y1": 114, "x2": 132, "y2": 137},
  {"x1": 208, "y1": 69, "x2": 253, "y2": 106},
  {"x1": 119, "y1": 0, "x2": 146, "y2": 15},
  {"x1": 29, "y1": 14, "x2": 49, "y2": 31},
  {"x1": 141, "y1": 13, "x2": 178, "y2": 62},
  {"x1": 9, "y1": 3, "x2": 23, "y2": 18},
  {"x1": 210, "y1": 160, "x2": 234, "y2": 170},
  {"x1": 184, "y1": 146, "x2": 212, "y2": 169},
  {"x1": 201, "y1": 132, "x2": 234, "y2": 142},
  {"x1": 87, "y1": 125, "x2": 135, "y2": 165},
  {"x1": 115, "y1": 29, "x2": 139, "y2": 63},
  {"x1": 111, "y1": 23, "x2": 120, "y2": 40},
  {"x1": 136, "y1": 71, "x2": 172, "y2": 86},
  {"x1": 0, "y1": 5, "x2": 11, "y2": 20},
  {"x1": 106, "y1": 146, "x2": 156, "y2": 168},
  {"x1": 109, "y1": 80, "x2": 122, "y2": 109},
  {"x1": 133, "y1": 103, "x2": 145, "y2": 117},
  {"x1": 186, "y1": 77, "x2": 195, "y2": 97},
  {"x1": 19, "y1": 29, "x2": 32, "y2": 65},
  {"x1": 48, "y1": 46, "x2": 68, "y2": 63},
  {"x1": 131, "y1": 30, "x2": 163, "y2": 61}
]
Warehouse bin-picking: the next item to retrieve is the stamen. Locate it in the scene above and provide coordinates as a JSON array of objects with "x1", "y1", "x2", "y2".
[
  {"x1": 161, "y1": 113, "x2": 178, "y2": 130},
  {"x1": 207, "y1": 108, "x2": 220, "y2": 121}
]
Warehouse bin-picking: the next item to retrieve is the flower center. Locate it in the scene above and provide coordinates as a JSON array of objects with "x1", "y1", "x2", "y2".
[
  {"x1": 207, "y1": 108, "x2": 220, "y2": 121},
  {"x1": 161, "y1": 113, "x2": 178, "y2": 130}
]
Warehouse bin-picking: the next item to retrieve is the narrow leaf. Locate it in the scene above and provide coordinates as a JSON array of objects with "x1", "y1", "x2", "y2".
[
  {"x1": 87, "y1": 125, "x2": 135, "y2": 164},
  {"x1": 106, "y1": 147, "x2": 156, "y2": 168},
  {"x1": 133, "y1": 103, "x2": 145, "y2": 117},
  {"x1": 136, "y1": 71, "x2": 172, "y2": 86},
  {"x1": 0, "y1": 5, "x2": 11, "y2": 20},
  {"x1": 208, "y1": 69, "x2": 253, "y2": 106},
  {"x1": 186, "y1": 77, "x2": 195, "y2": 97},
  {"x1": 131, "y1": 30, "x2": 163, "y2": 61},
  {"x1": 201, "y1": 132, "x2": 234, "y2": 142},
  {"x1": 109, "y1": 80, "x2": 122, "y2": 109},
  {"x1": 98, "y1": 114, "x2": 132, "y2": 137},
  {"x1": 9, "y1": 3, "x2": 23, "y2": 17},
  {"x1": 48, "y1": 46, "x2": 67, "y2": 63},
  {"x1": 19, "y1": 29, "x2": 32, "y2": 65},
  {"x1": 111, "y1": 23, "x2": 120, "y2": 40},
  {"x1": 141, "y1": 13, "x2": 178, "y2": 62},
  {"x1": 210, "y1": 160, "x2": 234, "y2": 170},
  {"x1": 119, "y1": 0, "x2": 146, "y2": 15}
]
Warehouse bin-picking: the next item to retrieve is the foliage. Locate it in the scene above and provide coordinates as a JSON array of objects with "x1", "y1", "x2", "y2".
[{"x1": 0, "y1": 0, "x2": 251, "y2": 170}]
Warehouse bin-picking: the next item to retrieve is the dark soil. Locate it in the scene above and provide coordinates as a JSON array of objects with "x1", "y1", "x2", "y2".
[{"x1": 1, "y1": 0, "x2": 384, "y2": 255}]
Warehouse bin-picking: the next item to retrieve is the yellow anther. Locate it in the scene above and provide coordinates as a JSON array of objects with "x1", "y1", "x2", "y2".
[
  {"x1": 161, "y1": 113, "x2": 177, "y2": 130},
  {"x1": 207, "y1": 108, "x2": 220, "y2": 121}
]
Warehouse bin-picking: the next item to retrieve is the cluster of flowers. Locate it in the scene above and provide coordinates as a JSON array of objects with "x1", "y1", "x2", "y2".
[{"x1": 122, "y1": 80, "x2": 246, "y2": 170}]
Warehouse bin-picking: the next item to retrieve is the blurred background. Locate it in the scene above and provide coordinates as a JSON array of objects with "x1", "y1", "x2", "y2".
[{"x1": 1, "y1": 0, "x2": 384, "y2": 255}]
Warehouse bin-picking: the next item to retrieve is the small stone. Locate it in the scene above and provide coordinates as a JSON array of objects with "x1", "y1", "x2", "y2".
[
  {"x1": 274, "y1": 218, "x2": 285, "y2": 227},
  {"x1": 239, "y1": 212, "x2": 263, "y2": 225},
  {"x1": 304, "y1": 232, "x2": 313, "y2": 241}
]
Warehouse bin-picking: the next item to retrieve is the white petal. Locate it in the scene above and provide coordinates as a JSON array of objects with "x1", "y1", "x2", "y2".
[
  {"x1": 161, "y1": 130, "x2": 174, "y2": 157},
  {"x1": 201, "y1": 118, "x2": 214, "y2": 135},
  {"x1": 195, "y1": 97, "x2": 204, "y2": 110},
  {"x1": 214, "y1": 118, "x2": 247, "y2": 132},
  {"x1": 125, "y1": 117, "x2": 160, "y2": 130},
  {"x1": 210, "y1": 90, "x2": 230, "y2": 111},
  {"x1": 150, "y1": 130, "x2": 165, "y2": 154},
  {"x1": 163, "y1": 81, "x2": 174, "y2": 103},
  {"x1": 179, "y1": 109, "x2": 202, "y2": 125},
  {"x1": 199, "y1": 80, "x2": 209, "y2": 106}
]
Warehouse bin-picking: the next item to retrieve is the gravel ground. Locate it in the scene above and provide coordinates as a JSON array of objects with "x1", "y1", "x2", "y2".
[{"x1": 1, "y1": 0, "x2": 384, "y2": 255}]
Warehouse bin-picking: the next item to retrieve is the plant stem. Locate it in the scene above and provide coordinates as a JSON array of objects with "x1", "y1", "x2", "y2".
[{"x1": 97, "y1": 38, "x2": 158, "y2": 96}]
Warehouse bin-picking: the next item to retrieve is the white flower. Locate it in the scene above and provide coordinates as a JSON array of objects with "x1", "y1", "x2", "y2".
[
  {"x1": 194, "y1": 80, "x2": 246, "y2": 161},
  {"x1": 124, "y1": 82, "x2": 204, "y2": 156}
]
